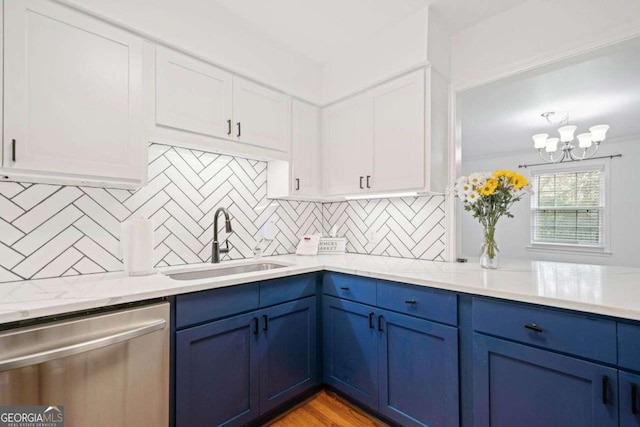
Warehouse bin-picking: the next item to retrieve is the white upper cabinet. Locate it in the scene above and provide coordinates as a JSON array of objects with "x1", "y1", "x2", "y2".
[
  {"x1": 371, "y1": 70, "x2": 425, "y2": 192},
  {"x1": 291, "y1": 100, "x2": 321, "y2": 196},
  {"x1": 323, "y1": 94, "x2": 373, "y2": 195},
  {"x1": 149, "y1": 50, "x2": 290, "y2": 160},
  {"x1": 155, "y1": 47, "x2": 233, "y2": 140},
  {"x1": 321, "y1": 68, "x2": 440, "y2": 197},
  {"x1": 3, "y1": 0, "x2": 146, "y2": 187},
  {"x1": 232, "y1": 77, "x2": 290, "y2": 153}
]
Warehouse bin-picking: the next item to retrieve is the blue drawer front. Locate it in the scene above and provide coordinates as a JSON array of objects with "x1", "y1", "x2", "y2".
[
  {"x1": 619, "y1": 322, "x2": 640, "y2": 372},
  {"x1": 473, "y1": 297, "x2": 616, "y2": 364},
  {"x1": 260, "y1": 273, "x2": 317, "y2": 307},
  {"x1": 377, "y1": 280, "x2": 457, "y2": 326},
  {"x1": 175, "y1": 282, "x2": 260, "y2": 329},
  {"x1": 323, "y1": 273, "x2": 376, "y2": 305}
]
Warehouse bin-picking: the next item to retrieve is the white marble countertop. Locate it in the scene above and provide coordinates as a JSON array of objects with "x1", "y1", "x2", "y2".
[{"x1": 1, "y1": 254, "x2": 640, "y2": 325}]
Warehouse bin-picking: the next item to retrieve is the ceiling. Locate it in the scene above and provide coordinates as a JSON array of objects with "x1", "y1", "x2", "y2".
[
  {"x1": 208, "y1": 0, "x2": 527, "y2": 63},
  {"x1": 460, "y1": 38, "x2": 640, "y2": 160}
]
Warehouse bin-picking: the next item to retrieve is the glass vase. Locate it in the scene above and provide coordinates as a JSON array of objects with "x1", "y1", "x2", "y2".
[{"x1": 480, "y1": 225, "x2": 499, "y2": 269}]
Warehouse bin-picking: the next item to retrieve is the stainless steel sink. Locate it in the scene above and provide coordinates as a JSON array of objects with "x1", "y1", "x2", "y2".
[{"x1": 165, "y1": 262, "x2": 290, "y2": 281}]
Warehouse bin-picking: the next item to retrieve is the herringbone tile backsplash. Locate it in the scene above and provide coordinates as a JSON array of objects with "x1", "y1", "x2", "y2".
[
  {"x1": 323, "y1": 197, "x2": 446, "y2": 261},
  {"x1": 0, "y1": 144, "x2": 445, "y2": 283}
]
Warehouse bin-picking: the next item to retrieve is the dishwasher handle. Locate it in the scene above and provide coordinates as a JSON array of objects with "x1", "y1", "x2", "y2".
[{"x1": 0, "y1": 319, "x2": 166, "y2": 372}]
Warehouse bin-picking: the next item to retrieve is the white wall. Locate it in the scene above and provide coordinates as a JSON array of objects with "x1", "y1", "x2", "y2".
[
  {"x1": 65, "y1": 0, "x2": 322, "y2": 103},
  {"x1": 320, "y1": 7, "x2": 450, "y2": 105},
  {"x1": 451, "y1": 0, "x2": 640, "y2": 89},
  {"x1": 460, "y1": 139, "x2": 640, "y2": 267}
]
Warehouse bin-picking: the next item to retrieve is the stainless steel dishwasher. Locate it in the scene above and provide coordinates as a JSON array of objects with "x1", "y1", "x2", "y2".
[{"x1": 0, "y1": 302, "x2": 169, "y2": 427}]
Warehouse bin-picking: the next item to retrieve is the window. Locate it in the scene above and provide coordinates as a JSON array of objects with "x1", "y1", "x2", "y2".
[{"x1": 530, "y1": 165, "x2": 606, "y2": 249}]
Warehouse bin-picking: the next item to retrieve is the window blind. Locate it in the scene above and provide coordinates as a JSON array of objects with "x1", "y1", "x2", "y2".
[{"x1": 531, "y1": 170, "x2": 604, "y2": 246}]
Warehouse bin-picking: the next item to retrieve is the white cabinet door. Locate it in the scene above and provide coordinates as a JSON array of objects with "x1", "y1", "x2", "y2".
[
  {"x1": 3, "y1": 0, "x2": 145, "y2": 184},
  {"x1": 291, "y1": 100, "x2": 320, "y2": 196},
  {"x1": 371, "y1": 69, "x2": 425, "y2": 192},
  {"x1": 233, "y1": 77, "x2": 290, "y2": 153},
  {"x1": 156, "y1": 47, "x2": 233, "y2": 139},
  {"x1": 323, "y1": 94, "x2": 373, "y2": 195}
]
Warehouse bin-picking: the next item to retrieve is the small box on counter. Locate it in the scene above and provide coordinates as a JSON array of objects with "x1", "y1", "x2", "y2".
[{"x1": 318, "y1": 237, "x2": 347, "y2": 254}]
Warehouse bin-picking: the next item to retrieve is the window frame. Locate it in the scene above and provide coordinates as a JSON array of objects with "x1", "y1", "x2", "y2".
[{"x1": 527, "y1": 160, "x2": 611, "y2": 254}]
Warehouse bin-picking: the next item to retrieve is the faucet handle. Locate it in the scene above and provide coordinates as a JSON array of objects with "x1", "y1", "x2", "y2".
[{"x1": 219, "y1": 240, "x2": 231, "y2": 254}]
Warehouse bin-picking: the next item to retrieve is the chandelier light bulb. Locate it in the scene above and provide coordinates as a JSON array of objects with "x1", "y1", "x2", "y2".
[
  {"x1": 545, "y1": 138, "x2": 559, "y2": 153},
  {"x1": 589, "y1": 125, "x2": 610, "y2": 142},
  {"x1": 558, "y1": 125, "x2": 577, "y2": 143},
  {"x1": 576, "y1": 133, "x2": 593, "y2": 149},
  {"x1": 532, "y1": 133, "x2": 549, "y2": 149}
]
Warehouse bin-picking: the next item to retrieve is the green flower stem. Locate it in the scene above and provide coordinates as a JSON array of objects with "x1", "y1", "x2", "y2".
[{"x1": 483, "y1": 224, "x2": 497, "y2": 260}]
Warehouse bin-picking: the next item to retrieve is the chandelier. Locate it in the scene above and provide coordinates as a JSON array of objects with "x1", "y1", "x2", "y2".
[{"x1": 532, "y1": 112, "x2": 609, "y2": 163}]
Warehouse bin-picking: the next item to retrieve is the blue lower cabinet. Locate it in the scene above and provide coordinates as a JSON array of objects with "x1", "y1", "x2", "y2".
[
  {"x1": 474, "y1": 333, "x2": 618, "y2": 427},
  {"x1": 259, "y1": 297, "x2": 318, "y2": 414},
  {"x1": 378, "y1": 309, "x2": 459, "y2": 427},
  {"x1": 323, "y1": 296, "x2": 379, "y2": 409},
  {"x1": 620, "y1": 371, "x2": 640, "y2": 427},
  {"x1": 176, "y1": 311, "x2": 260, "y2": 427}
]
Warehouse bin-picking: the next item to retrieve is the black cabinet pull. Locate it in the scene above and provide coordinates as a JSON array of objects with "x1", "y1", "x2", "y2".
[
  {"x1": 632, "y1": 383, "x2": 638, "y2": 415},
  {"x1": 377, "y1": 315, "x2": 384, "y2": 332},
  {"x1": 227, "y1": 119, "x2": 232, "y2": 135},
  {"x1": 11, "y1": 139, "x2": 16, "y2": 162},
  {"x1": 237, "y1": 122, "x2": 241, "y2": 137},
  {"x1": 253, "y1": 317, "x2": 259, "y2": 335},
  {"x1": 340, "y1": 287, "x2": 349, "y2": 291},
  {"x1": 366, "y1": 175, "x2": 371, "y2": 188},
  {"x1": 295, "y1": 178, "x2": 300, "y2": 191},
  {"x1": 359, "y1": 176, "x2": 364, "y2": 189},
  {"x1": 262, "y1": 314, "x2": 269, "y2": 331},
  {"x1": 524, "y1": 323, "x2": 543, "y2": 333},
  {"x1": 405, "y1": 299, "x2": 417, "y2": 305},
  {"x1": 368, "y1": 312, "x2": 375, "y2": 329},
  {"x1": 602, "y1": 375, "x2": 609, "y2": 405}
]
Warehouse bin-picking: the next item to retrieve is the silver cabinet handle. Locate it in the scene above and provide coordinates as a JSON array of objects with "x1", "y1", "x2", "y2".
[{"x1": 0, "y1": 319, "x2": 166, "y2": 372}]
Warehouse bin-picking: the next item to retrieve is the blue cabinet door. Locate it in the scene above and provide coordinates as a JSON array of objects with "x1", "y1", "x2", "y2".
[
  {"x1": 323, "y1": 295, "x2": 379, "y2": 409},
  {"x1": 378, "y1": 309, "x2": 459, "y2": 427},
  {"x1": 474, "y1": 333, "x2": 618, "y2": 427},
  {"x1": 176, "y1": 311, "x2": 259, "y2": 427},
  {"x1": 620, "y1": 371, "x2": 640, "y2": 427},
  {"x1": 259, "y1": 296, "x2": 318, "y2": 414}
]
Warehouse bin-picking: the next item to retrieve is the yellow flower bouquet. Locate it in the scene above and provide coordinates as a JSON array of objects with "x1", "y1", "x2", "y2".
[{"x1": 454, "y1": 169, "x2": 531, "y2": 268}]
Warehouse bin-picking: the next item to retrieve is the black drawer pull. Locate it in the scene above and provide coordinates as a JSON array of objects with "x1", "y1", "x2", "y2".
[
  {"x1": 602, "y1": 375, "x2": 610, "y2": 405},
  {"x1": 368, "y1": 312, "x2": 375, "y2": 329},
  {"x1": 632, "y1": 383, "x2": 638, "y2": 415},
  {"x1": 405, "y1": 299, "x2": 417, "y2": 305},
  {"x1": 377, "y1": 315, "x2": 384, "y2": 332},
  {"x1": 524, "y1": 323, "x2": 543, "y2": 333},
  {"x1": 340, "y1": 287, "x2": 350, "y2": 291},
  {"x1": 262, "y1": 314, "x2": 269, "y2": 331},
  {"x1": 227, "y1": 119, "x2": 232, "y2": 135},
  {"x1": 253, "y1": 317, "x2": 259, "y2": 335},
  {"x1": 237, "y1": 122, "x2": 241, "y2": 137},
  {"x1": 359, "y1": 176, "x2": 364, "y2": 189}
]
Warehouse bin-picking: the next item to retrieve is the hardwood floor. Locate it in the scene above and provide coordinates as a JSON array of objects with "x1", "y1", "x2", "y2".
[{"x1": 265, "y1": 390, "x2": 388, "y2": 427}]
